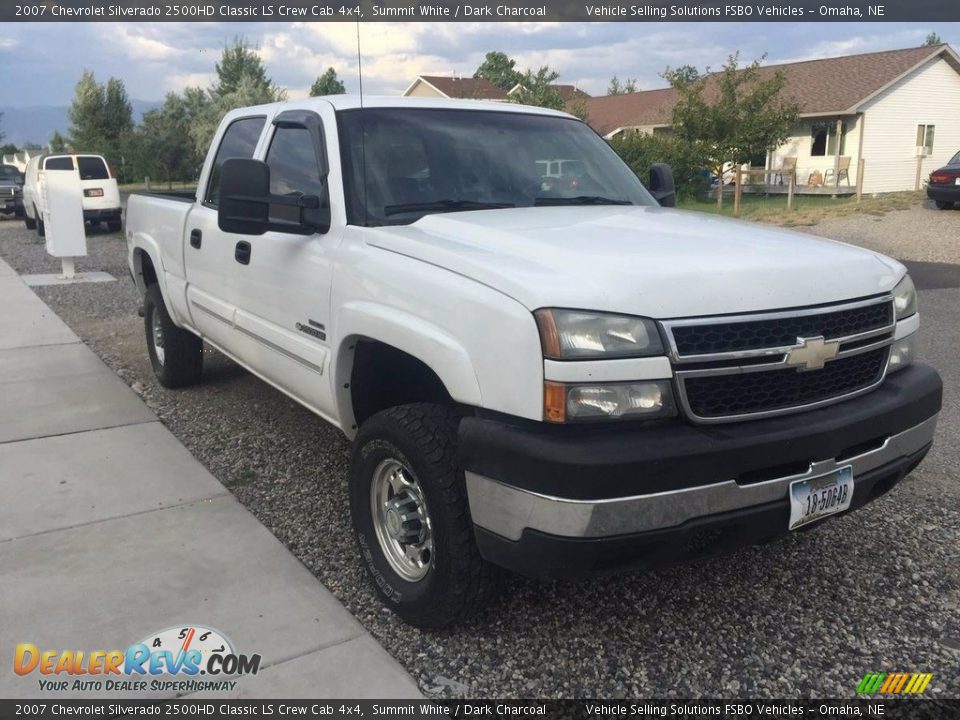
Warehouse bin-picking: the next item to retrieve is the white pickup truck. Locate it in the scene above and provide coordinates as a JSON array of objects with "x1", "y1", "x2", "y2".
[{"x1": 126, "y1": 96, "x2": 942, "y2": 627}]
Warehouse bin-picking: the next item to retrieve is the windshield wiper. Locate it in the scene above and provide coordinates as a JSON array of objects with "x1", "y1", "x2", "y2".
[
  {"x1": 383, "y1": 199, "x2": 516, "y2": 216},
  {"x1": 534, "y1": 195, "x2": 632, "y2": 206}
]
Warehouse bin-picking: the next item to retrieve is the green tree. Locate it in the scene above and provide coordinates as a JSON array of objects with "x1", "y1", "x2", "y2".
[
  {"x1": 509, "y1": 66, "x2": 564, "y2": 110},
  {"x1": 663, "y1": 53, "x2": 799, "y2": 206},
  {"x1": 664, "y1": 64, "x2": 701, "y2": 85},
  {"x1": 133, "y1": 93, "x2": 201, "y2": 187},
  {"x1": 67, "y1": 71, "x2": 133, "y2": 177},
  {"x1": 609, "y1": 132, "x2": 709, "y2": 201},
  {"x1": 49, "y1": 130, "x2": 68, "y2": 152},
  {"x1": 924, "y1": 32, "x2": 942, "y2": 46},
  {"x1": 607, "y1": 76, "x2": 638, "y2": 95},
  {"x1": 310, "y1": 67, "x2": 346, "y2": 96},
  {"x1": 473, "y1": 51, "x2": 524, "y2": 92},
  {"x1": 188, "y1": 39, "x2": 285, "y2": 158},
  {"x1": 68, "y1": 70, "x2": 106, "y2": 152},
  {"x1": 213, "y1": 36, "x2": 278, "y2": 98}
]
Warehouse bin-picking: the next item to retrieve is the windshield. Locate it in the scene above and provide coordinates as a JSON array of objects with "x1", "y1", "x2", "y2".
[
  {"x1": 950, "y1": 151, "x2": 960, "y2": 166},
  {"x1": 338, "y1": 108, "x2": 656, "y2": 226},
  {"x1": 0, "y1": 165, "x2": 23, "y2": 183}
]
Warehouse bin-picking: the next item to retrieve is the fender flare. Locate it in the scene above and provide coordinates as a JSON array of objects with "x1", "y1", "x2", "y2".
[{"x1": 334, "y1": 301, "x2": 483, "y2": 429}]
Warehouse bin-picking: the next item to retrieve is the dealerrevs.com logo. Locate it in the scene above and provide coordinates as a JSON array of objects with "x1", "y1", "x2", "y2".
[
  {"x1": 857, "y1": 672, "x2": 934, "y2": 695},
  {"x1": 14, "y1": 625, "x2": 261, "y2": 694}
]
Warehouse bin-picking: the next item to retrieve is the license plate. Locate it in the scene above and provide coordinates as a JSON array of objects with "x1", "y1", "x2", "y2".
[
  {"x1": 955, "y1": 178, "x2": 960, "y2": 186},
  {"x1": 789, "y1": 466, "x2": 853, "y2": 530}
]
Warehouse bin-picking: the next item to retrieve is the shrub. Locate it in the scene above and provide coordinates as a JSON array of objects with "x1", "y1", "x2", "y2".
[{"x1": 609, "y1": 132, "x2": 710, "y2": 201}]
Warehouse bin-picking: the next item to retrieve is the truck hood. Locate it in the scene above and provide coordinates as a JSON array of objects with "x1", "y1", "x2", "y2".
[{"x1": 365, "y1": 206, "x2": 904, "y2": 318}]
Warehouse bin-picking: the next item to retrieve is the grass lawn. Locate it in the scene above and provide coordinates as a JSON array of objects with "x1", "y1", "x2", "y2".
[{"x1": 678, "y1": 191, "x2": 923, "y2": 227}]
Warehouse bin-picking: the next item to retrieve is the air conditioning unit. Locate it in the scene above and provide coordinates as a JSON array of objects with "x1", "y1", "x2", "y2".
[{"x1": 916, "y1": 146, "x2": 930, "y2": 157}]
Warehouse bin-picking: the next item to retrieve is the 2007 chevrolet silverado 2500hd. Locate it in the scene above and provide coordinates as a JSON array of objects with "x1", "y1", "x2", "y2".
[{"x1": 126, "y1": 97, "x2": 942, "y2": 627}]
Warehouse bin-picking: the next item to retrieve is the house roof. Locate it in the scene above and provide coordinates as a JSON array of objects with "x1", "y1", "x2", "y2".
[
  {"x1": 411, "y1": 76, "x2": 508, "y2": 100},
  {"x1": 508, "y1": 83, "x2": 590, "y2": 101},
  {"x1": 582, "y1": 44, "x2": 960, "y2": 136}
]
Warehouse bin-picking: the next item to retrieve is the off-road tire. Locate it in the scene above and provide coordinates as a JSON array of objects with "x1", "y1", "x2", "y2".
[
  {"x1": 144, "y1": 284, "x2": 203, "y2": 388},
  {"x1": 350, "y1": 403, "x2": 500, "y2": 628}
]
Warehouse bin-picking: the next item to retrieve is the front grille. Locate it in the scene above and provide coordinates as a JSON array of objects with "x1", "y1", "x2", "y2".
[
  {"x1": 682, "y1": 347, "x2": 888, "y2": 419},
  {"x1": 672, "y1": 301, "x2": 892, "y2": 356}
]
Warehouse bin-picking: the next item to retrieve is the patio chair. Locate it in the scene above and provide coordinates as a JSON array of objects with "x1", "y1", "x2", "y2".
[
  {"x1": 774, "y1": 157, "x2": 797, "y2": 186},
  {"x1": 824, "y1": 156, "x2": 851, "y2": 187}
]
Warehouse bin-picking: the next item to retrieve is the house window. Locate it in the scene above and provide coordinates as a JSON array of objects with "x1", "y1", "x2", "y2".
[
  {"x1": 811, "y1": 121, "x2": 847, "y2": 157},
  {"x1": 916, "y1": 124, "x2": 935, "y2": 155},
  {"x1": 810, "y1": 121, "x2": 847, "y2": 157}
]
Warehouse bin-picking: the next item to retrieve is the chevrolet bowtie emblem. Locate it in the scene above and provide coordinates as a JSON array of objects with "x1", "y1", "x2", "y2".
[{"x1": 785, "y1": 335, "x2": 840, "y2": 371}]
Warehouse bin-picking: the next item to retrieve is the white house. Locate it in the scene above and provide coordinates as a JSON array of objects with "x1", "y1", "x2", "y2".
[{"x1": 582, "y1": 44, "x2": 960, "y2": 194}]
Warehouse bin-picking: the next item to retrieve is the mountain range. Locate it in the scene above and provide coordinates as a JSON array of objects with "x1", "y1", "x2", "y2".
[{"x1": 0, "y1": 100, "x2": 162, "y2": 147}]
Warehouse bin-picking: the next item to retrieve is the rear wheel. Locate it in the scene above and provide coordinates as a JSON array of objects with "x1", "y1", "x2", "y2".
[
  {"x1": 23, "y1": 212, "x2": 36, "y2": 230},
  {"x1": 935, "y1": 200, "x2": 954, "y2": 210},
  {"x1": 144, "y1": 284, "x2": 203, "y2": 388},
  {"x1": 35, "y1": 207, "x2": 44, "y2": 237},
  {"x1": 350, "y1": 403, "x2": 499, "y2": 628}
]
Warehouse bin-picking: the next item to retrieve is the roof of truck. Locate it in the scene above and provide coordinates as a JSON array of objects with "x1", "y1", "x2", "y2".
[{"x1": 225, "y1": 94, "x2": 575, "y2": 118}]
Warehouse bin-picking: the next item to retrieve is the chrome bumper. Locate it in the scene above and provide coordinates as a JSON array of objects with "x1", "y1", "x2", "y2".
[{"x1": 465, "y1": 415, "x2": 937, "y2": 541}]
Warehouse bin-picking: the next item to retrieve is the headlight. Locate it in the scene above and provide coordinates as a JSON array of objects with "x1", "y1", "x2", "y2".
[
  {"x1": 535, "y1": 309, "x2": 664, "y2": 359},
  {"x1": 544, "y1": 380, "x2": 677, "y2": 423},
  {"x1": 886, "y1": 333, "x2": 916, "y2": 374},
  {"x1": 893, "y1": 275, "x2": 917, "y2": 320}
]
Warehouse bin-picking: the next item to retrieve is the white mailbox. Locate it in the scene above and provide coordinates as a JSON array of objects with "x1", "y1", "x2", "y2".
[{"x1": 42, "y1": 168, "x2": 87, "y2": 268}]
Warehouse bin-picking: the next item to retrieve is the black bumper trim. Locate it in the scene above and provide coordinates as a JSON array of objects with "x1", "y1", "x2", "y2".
[
  {"x1": 474, "y1": 445, "x2": 930, "y2": 579},
  {"x1": 926, "y1": 185, "x2": 960, "y2": 202},
  {"x1": 458, "y1": 363, "x2": 941, "y2": 501},
  {"x1": 83, "y1": 208, "x2": 122, "y2": 221}
]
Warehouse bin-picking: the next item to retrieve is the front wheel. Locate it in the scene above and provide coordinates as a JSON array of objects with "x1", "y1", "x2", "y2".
[
  {"x1": 350, "y1": 403, "x2": 499, "y2": 628},
  {"x1": 935, "y1": 200, "x2": 954, "y2": 210},
  {"x1": 144, "y1": 284, "x2": 204, "y2": 388}
]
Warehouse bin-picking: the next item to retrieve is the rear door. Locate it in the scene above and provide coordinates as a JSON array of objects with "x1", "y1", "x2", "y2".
[
  {"x1": 76, "y1": 155, "x2": 120, "y2": 210},
  {"x1": 184, "y1": 114, "x2": 267, "y2": 353}
]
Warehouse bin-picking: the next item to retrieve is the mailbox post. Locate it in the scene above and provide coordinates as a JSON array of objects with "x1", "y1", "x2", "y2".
[{"x1": 41, "y1": 167, "x2": 87, "y2": 279}]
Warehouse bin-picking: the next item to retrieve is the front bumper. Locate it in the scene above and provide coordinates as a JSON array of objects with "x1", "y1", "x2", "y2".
[
  {"x1": 0, "y1": 194, "x2": 23, "y2": 213},
  {"x1": 460, "y1": 363, "x2": 941, "y2": 579},
  {"x1": 927, "y1": 184, "x2": 960, "y2": 202}
]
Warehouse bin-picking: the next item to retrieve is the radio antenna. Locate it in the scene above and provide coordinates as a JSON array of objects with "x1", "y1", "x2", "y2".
[{"x1": 356, "y1": 20, "x2": 369, "y2": 226}]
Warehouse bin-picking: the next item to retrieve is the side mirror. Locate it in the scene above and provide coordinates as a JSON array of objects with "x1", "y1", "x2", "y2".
[
  {"x1": 218, "y1": 158, "x2": 331, "y2": 236},
  {"x1": 648, "y1": 163, "x2": 676, "y2": 208},
  {"x1": 219, "y1": 158, "x2": 270, "y2": 235}
]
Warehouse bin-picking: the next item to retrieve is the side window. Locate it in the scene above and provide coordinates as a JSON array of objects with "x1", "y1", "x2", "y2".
[
  {"x1": 44, "y1": 156, "x2": 74, "y2": 171},
  {"x1": 916, "y1": 124, "x2": 935, "y2": 155},
  {"x1": 204, "y1": 116, "x2": 266, "y2": 206},
  {"x1": 265, "y1": 126, "x2": 327, "y2": 224}
]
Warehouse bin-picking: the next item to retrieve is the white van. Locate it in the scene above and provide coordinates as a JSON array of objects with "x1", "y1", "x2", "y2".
[{"x1": 23, "y1": 153, "x2": 122, "y2": 235}]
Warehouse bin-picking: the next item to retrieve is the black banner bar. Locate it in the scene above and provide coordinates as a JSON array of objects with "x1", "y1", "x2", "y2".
[
  {"x1": 1, "y1": 699, "x2": 959, "y2": 720},
  {"x1": 4, "y1": 0, "x2": 960, "y2": 22}
]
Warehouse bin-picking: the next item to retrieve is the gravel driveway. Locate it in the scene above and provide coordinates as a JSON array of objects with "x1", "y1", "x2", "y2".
[{"x1": 1, "y1": 204, "x2": 958, "y2": 699}]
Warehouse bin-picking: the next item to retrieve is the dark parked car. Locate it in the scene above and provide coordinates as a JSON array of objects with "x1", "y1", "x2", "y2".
[
  {"x1": 927, "y1": 151, "x2": 960, "y2": 209},
  {"x1": 0, "y1": 164, "x2": 25, "y2": 218}
]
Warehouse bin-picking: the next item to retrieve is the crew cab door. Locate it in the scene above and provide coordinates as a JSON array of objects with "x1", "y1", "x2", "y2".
[
  {"x1": 184, "y1": 114, "x2": 267, "y2": 355},
  {"x1": 225, "y1": 110, "x2": 341, "y2": 420}
]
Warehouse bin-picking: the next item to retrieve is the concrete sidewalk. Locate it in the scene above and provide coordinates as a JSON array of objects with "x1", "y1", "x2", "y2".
[{"x1": 0, "y1": 256, "x2": 420, "y2": 699}]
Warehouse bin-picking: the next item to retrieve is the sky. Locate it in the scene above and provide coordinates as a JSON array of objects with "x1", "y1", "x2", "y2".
[{"x1": 1, "y1": 21, "x2": 958, "y2": 107}]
